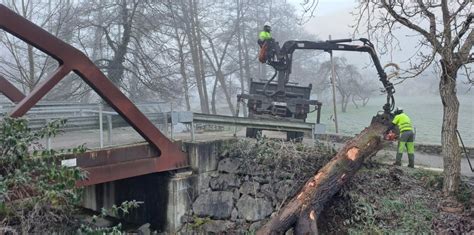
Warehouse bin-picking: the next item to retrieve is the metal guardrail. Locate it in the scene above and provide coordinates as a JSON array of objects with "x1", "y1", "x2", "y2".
[
  {"x1": 171, "y1": 112, "x2": 323, "y2": 141},
  {"x1": 0, "y1": 102, "x2": 166, "y2": 115},
  {"x1": 192, "y1": 113, "x2": 313, "y2": 132},
  {"x1": 1, "y1": 102, "x2": 171, "y2": 149},
  {"x1": 2, "y1": 104, "x2": 325, "y2": 146}
]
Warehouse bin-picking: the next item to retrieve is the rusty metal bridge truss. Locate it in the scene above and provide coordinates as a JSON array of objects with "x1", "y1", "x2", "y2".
[
  {"x1": 0, "y1": 4, "x2": 188, "y2": 186},
  {"x1": 0, "y1": 4, "x2": 328, "y2": 186}
]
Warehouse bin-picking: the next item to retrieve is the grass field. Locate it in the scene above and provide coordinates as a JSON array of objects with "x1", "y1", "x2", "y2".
[{"x1": 308, "y1": 94, "x2": 473, "y2": 146}]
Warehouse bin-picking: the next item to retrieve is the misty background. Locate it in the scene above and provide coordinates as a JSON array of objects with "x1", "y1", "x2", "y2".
[{"x1": 0, "y1": 0, "x2": 472, "y2": 144}]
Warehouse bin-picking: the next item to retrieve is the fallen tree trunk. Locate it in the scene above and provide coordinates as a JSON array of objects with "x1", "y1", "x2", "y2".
[{"x1": 257, "y1": 121, "x2": 389, "y2": 234}]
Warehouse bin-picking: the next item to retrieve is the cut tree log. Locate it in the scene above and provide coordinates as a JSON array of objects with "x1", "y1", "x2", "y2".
[{"x1": 257, "y1": 121, "x2": 389, "y2": 235}]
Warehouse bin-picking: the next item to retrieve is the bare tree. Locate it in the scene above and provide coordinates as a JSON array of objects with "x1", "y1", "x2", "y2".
[
  {"x1": 199, "y1": 3, "x2": 240, "y2": 115},
  {"x1": 317, "y1": 57, "x2": 368, "y2": 112},
  {"x1": 201, "y1": 34, "x2": 237, "y2": 115},
  {"x1": 75, "y1": 0, "x2": 182, "y2": 102},
  {"x1": 0, "y1": 0, "x2": 76, "y2": 93},
  {"x1": 178, "y1": 0, "x2": 210, "y2": 113},
  {"x1": 351, "y1": 75, "x2": 377, "y2": 108},
  {"x1": 79, "y1": 0, "x2": 140, "y2": 86},
  {"x1": 235, "y1": 0, "x2": 250, "y2": 116},
  {"x1": 172, "y1": 18, "x2": 192, "y2": 111},
  {"x1": 353, "y1": 0, "x2": 473, "y2": 195}
]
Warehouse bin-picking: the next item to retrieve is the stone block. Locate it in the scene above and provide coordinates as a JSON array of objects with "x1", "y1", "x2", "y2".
[
  {"x1": 192, "y1": 191, "x2": 234, "y2": 219},
  {"x1": 209, "y1": 173, "x2": 240, "y2": 190},
  {"x1": 260, "y1": 183, "x2": 275, "y2": 199},
  {"x1": 218, "y1": 157, "x2": 241, "y2": 173},
  {"x1": 201, "y1": 220, "x2": 235, "y2": 233},
  {"x1": 275, "y1": 180, "x2": 296, "y2": 201},
  {"x1": 197, "y1": 172, "x2": 213, "y2": 193},
  {"x1": 236, "y1": 195, "x2": 272, "y2": 222},
  {"x1": 239, "y1": 181, "x2": 259, "y2": 196}
]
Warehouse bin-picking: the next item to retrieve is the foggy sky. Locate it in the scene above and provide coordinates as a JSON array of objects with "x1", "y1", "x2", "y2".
[{"x1": 288, "y1": 0, "x2": 473, "y2": 96}]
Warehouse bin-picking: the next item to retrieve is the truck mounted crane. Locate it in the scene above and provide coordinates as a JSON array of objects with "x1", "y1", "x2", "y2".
[{"x1": 237, "y1": 38, "x2": 396, "y2": 141}]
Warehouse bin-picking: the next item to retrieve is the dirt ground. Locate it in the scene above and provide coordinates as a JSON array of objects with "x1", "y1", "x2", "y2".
[{"x1": 318, "y1": 160, "x2": 473, "y2": 234}]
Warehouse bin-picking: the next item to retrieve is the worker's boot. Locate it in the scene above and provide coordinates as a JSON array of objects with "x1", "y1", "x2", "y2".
[
  {"x1": 393, "y1": 153, "x2": 402, "y2": 166},
  {"x1": 408, "y1": 154, "x2": 415, "y2": 168}
]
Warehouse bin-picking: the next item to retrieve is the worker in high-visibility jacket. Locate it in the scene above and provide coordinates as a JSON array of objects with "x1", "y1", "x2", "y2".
[
  {"x1": 258, "y1": 22, "x2": 272, "y2": 47},
  {"x1": 257, "y1": 22, "x2": 274, "y2": 63},
  {"x1": 390, "y1": 107, "x2": 415, "y2": 168}
]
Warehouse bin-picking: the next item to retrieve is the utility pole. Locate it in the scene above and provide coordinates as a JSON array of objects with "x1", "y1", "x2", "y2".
[{"x1": 329, "y1": 35, "x2": 339, "y2": 133}]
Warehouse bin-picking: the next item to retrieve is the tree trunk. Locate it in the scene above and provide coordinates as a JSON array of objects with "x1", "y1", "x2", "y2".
[
  {"x1": 192, "y1": 0, "x2": 210, "y2": 113},
  {"x1": 82, "y1": 9, "x2": 104, "y2": 103},
  {"x1": 181, "y1": 0, "x2": 208, "y2": 113},
  {"x1": 362, "y1": 97, "x2": 369, "y2": 107},
  {"x1": 241, "y1": 20, "x2": 252, "y2": 99},
  {"x1": 236, "y1": 1, "x2": 248, "y2": 117},
  {"x1": 105, "y1": 1, "x2": 134, "y2": 86},
  {"x1": 217, "y1": 70, "x2": 236, "y2": 116},
  {"x1": 175, "y1": 32, "x2": 191, "y2": 111},
  {"x1": 257, "y1": 121, "x2": 388, "y2": 234},
  {"x1": 352, "y1": 96, "x2": 359, "y2": 109},
  {"x1": 27, "y1": 44, "x2": 35, "y2": 92},
  {"x1": 211, "y1": 77, "x2": 218, "y2": 114},
  {"x1": 439, "y1": 60, "x2": 461, "y2": 196},
  {"x1": 341, "y1": 95, "x2": 349, "y2": 113}
]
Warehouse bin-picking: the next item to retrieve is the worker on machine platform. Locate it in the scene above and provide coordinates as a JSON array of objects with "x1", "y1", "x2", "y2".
[
  {"x1": 389, "y1": 107, "x2": 415, "y2": 168},
  {"x1": 257, "y1": 22, "x2": 277, "y2": 63}
]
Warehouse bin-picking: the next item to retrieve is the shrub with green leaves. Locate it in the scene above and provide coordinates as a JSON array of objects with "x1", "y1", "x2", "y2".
[
  {"x1": 79, "y1": 200, "x2": 142, "y2": 234},
  {"x1": 0, "y1": 118, "x2": 87, "y2": 233}
]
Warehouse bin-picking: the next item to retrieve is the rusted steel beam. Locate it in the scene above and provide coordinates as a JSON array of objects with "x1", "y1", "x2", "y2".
[
  {"x1": 74, "y1": 143, "x2": 160, "y2": 168},
  {"x1": 0, "y1": 76, "x2": 25, "y2": 102},
  {"x1": 12, "y1": 65, "x2": 71, "y2": 114},
  {"x1": 68, "y1": 143, "x2": 189, "y2": 186},
  {"x1": 0, "y1": 4, "x2": 187, "y2": 173}
]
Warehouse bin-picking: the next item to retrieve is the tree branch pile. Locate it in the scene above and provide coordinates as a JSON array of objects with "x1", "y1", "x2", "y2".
[{"x1": 257, "y1": 121, "x2": 388, "y2": 234}]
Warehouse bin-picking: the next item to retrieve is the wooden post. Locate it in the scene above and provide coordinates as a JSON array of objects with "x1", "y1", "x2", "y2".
[
  {"x1": 329, "y1": 35, "x2": 339, "y2": 133},
  {"x1": 257, "y1": 121, "x2": 388, "y2": 234}
]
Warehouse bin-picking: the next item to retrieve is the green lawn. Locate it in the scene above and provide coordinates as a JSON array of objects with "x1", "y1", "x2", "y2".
[{"x1": 308, "y1": 94, "x2": 473, "y2": 146}]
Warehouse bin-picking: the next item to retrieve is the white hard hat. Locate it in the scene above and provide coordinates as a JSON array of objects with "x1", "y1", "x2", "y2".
[{"x1": 264, "y1": 21, "x2": 271, "y2": 27}]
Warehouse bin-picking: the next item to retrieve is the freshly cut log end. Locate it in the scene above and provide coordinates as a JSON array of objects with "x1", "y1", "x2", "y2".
[
  {"x1": 347, "y1": 147, "x2": 359, "y2": 160},
  {"x1": 257, "y1": 121, "x2": 389, "y2": 234}
]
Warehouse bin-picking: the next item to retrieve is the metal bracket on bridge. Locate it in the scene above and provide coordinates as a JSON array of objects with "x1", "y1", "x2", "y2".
[{"x1": 0, "y1": 4, "x2": 188, "y2": 184}]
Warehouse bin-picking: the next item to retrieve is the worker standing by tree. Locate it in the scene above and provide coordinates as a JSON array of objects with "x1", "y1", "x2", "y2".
[
  {"x1": 257, "y1": 22, "x2": 274, "y2": 63},
  {"x1": 390, "y1": 107, "x2": 415, "y2": 168}
]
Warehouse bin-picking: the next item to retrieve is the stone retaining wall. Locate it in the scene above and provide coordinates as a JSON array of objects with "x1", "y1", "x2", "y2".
[
  {"x1": 180, "y1": 136, "x2": 473, "y2": 233},
  {"x1": 181, "y1": 139, "x2": 332, "y2": 233}
]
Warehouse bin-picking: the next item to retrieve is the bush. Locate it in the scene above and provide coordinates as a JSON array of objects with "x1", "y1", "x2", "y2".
[
  {"x1": 222, "y1": 138, "x2": 335, "y2": 184},
  {"x1": 0, "y1": 118, "x2": 86, "y2": 233},
  {"x1": 79, "y1": 200, "x2": 142, "y2": 234}
]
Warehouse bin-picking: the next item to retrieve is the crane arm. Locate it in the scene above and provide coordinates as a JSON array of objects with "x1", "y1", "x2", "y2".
[{"x1": 269, "y1": 38, "x2": 395, "y2": 113}]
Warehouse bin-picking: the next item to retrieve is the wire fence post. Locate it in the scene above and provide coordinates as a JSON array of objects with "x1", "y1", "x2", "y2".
[
  {"x1": 98, "y1": 103, "x2": 104, "y2": 148},
  {"x1": 107, "y1": 114, "x2": 112, "y2": 143},
  {"x1": 329, "y1": 35, "x2": 339, "y2": 133},
  {"x1": 170, "y1": 103, "x2": 174, "y2": 140},
  {"x1": 46, "y1": 118, "x2": 52, "y2": 150}
]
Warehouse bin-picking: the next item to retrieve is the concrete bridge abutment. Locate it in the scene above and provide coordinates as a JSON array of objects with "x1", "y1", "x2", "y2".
[{"x1": 82, "y1": 139, "x2": 233, "y2": 233}]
